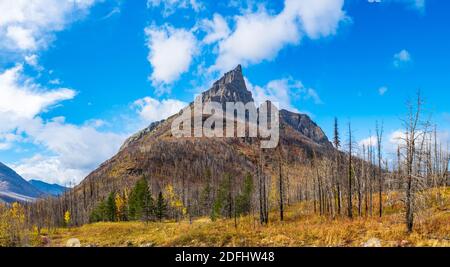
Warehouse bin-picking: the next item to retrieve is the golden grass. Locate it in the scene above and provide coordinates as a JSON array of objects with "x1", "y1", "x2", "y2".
[{"x1": 41, "y1": 188, "x2": 449, "y2": 247}]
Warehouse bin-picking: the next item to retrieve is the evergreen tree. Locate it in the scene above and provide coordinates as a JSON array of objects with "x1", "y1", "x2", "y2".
[
  {"x1": 211, "y1": 173, "x2": 232, "y2": 220},
  {"x1": 105, "y1": 192, "x2": 117, "y2": 222},
  {"x1": 236, "y1": 173, "x2": 254, "y2": 216},
  {"x1": 89, "y1": 199, "x2": 107, "y2": 223},
  {"x1": 89, "y1": 192, "x2": 118, "y2": 223},
  {"x1": 155, "y1": 191, "x2": 167, "y2": 222},
  {"x1": 143, "y1": 190, "x2": 154, "y2": 223},
  {"x1": 128, "y1": 176, "x2": 153, "y2": 221},
  {"x1": 334, "y1": 117, "x2": 341, "y2": 149},
  {"x1": 128, "y1": 189, "x2": 138, "y2": 220}
]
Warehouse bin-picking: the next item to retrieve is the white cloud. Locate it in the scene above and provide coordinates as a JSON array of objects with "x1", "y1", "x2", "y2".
[
  {"x1": 387, "y1": 130, "x2": 405, "y2": 152},
  {"x1": 368, "y1": 0, "x2": 426, "y2": 11},
  {"x1": 24, "y1": 54, "x2": 39, "y2": 68},
  {"x1": 246, "y1": 77, "x2": 322, "y2": 113},
  {"x1": 6, "y1": 26, "x2": 37, "y2": 50},
  {"x1": 201, "y1": 14, "x2": 231, "y2": 45},
  {"x1": 379, "y1": 86, "x2": 388, "y2": 96},
  {"x1": 147, "y1": 0, "x2": 202, "y2": 17},
  {"x1": 5, "y1": 113, "x2": 127, "y2": 185},
  {"x1": 212, "y1": 0, "x2": 347, "y2": 71},
  {"x1": 393, "y1": 49, "x2": 412, "y2": 67},
  {"x1": 438, "y1": 131, "x2": 450, "y2": 146},
  {"x1": 359, "y1": 135, "x2": 377, "y2": 148},
  {"x1": 213, "y1": 9, "x2": 300, "y2": 71},
  {"x1": 305, "y1": 88, "x2": 323, "y2": 104},
  {"x1": 358, "y1": 130, "x2": 405, "y2": 157},
  {"x1": 0, "y1": 65, "x2": 75, "y2": 120},
  {"x1": 0, "y1": 66, "x2": 126, "y2": 185},
  {"x1": 134, "y1": 97, "x2": 187, "y2": 123},
  {"x1": 0, "y1": 0, "x2": 99, "y2": 54},
  {"x1": 388, "y1": 128, "x2": 447, "y2": 149},
  {"x1": 288, "y1": 0, "x2": 347, "y2": 39},
  {"x1": 0, "y1": 133, "x2": 21, "y2": 151},
  {"x1": 101, "y1": 6, "x2": 121, "y2": 20},
  {"x1": 49, "y1": 79, "x2": 61, "y2": 85},
  {"x1": 0, "y1": 142, "x2": 11, "y2": 150},
  {"x1": 145, "y1": 24, "x2": 198, "y2": 93},
  {"x1": 20, "y1": 117, "x2": 125, "y2": 181},
  {"x1": 13, "y1": 155, "x2": 85, "y2": 186},
  {"x1": 387, "y1": 129, "x2": 450, "y2": 153},
  {"x1": 12, "y1": 116, "x2": 126, "y2": 185}
]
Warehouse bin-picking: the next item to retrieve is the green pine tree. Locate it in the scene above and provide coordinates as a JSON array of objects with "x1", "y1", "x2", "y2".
[
  {"x1": 155, "y1": 191, "x2": 167, "y2": 222},
  {"x1": 143, "y1": 190, "x2": 154, "y2": 222},
  {"x1": 128, "y1": 176, "x2": 153, "y2": 221},
  {"x1": 236, "y1": 173, "x2": 254, "y2": 216},
  {"x1": 105, "y1": 191, "x2": 117, "y2": 222},
  {"x1": 90, "y1": 199, "x2": 107, "y2": 223},
  {"x1": 211, "y1": 173, "x2": 232, "y2": 221}
]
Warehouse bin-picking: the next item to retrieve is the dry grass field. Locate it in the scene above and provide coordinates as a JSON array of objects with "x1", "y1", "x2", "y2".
[{"x1": 38, "y1": 188, "x2": 450, "y2": 247}]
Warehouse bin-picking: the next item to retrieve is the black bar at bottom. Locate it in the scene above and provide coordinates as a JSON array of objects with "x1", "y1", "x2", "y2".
[{"x1": 0, "y1": 247, "x2": 447, "y2": 265}]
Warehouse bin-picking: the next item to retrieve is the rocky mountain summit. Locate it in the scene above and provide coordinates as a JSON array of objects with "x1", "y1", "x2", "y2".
[
  {"x1": 201, "y1": 65, "x2": 253, "y2": 104},
  {"x1": 121, "y1": 65, "x2": 330, "y2": 151}
]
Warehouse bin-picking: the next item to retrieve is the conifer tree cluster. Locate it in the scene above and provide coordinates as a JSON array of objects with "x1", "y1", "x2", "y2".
[
  {"x1": 211, "y1": 173, "x2": 254, "y2": 221},
  {"x1": 89, "y1": 176, "x2": 167, "y2": 223}
]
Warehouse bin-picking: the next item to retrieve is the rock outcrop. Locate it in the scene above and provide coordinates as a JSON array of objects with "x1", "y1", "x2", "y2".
[{"x1": 201, "y1": 65, "x2": 253, "y2": 104}]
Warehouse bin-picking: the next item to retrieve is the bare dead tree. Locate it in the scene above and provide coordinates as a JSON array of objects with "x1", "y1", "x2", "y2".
[
  {"x1": 258, "y1": 148, "x2": 268, "y2": 225},
  {"x1": 402, "y1": 92, "x2": 424, "y2": 233},
  {"x1": 347, "y1": 122, "x2": 353, "y2": 219},
  {"x1": 278, "y1": 145, "x2": 284, "y2": 221},
  {"x1": 333, "y1": 118, "x2": 342, "y2": 216},
  {"x1": 376, "y1": 121, "x2": 384, "y2": 217}
]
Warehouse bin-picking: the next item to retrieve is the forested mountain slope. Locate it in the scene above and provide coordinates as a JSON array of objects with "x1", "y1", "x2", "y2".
[{"x1": 30, "y1": 65, "x2": 336, "y2": 226}]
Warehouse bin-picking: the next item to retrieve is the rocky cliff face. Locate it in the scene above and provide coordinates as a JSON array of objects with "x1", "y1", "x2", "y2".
[
  {"x1": 201, "y1": 65, "x2": 253, "y2": 104},
  {"x1": 280, "y1": 109, "x2": 332, "y2": 147}
]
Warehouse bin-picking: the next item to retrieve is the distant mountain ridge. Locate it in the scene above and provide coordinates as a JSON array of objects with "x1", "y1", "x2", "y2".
[
  {"x1": 0, "y1": 162, "x2": 68, "y2": 202},
  {"x1": 0, "y1": 162, "x2": 43, "y2": 203},
  {"x1": 29, "y1": 180, "x2": 68, "y2": 197}
]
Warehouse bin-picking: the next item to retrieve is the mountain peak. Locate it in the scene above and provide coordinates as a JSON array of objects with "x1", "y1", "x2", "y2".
[
  {"x1": 202, "y1": 65, "x2": 253, "y2": 104},
  {"x1": 0, "y1": 162, "x2": 43, "y2": 203},
  {"x1": 212, "y1": 65, "x2": 243, "y2": 86}
]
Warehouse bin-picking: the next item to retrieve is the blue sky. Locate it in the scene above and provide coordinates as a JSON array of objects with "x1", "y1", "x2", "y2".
[{"x1": 0, "y1": 0, "x2": 449, "y2": 185}]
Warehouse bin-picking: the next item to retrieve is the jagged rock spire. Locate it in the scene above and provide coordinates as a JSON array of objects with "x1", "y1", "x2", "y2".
[
  {"x1": 214, "y1": 64, "x2": 244, "y2": 86},
  {"x1": 202, "y1": 65, "x2": 254, "y2": 104}
]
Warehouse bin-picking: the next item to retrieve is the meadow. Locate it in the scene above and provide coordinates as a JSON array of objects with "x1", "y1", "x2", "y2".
[{"x1": 38, "y1": 188, "x2": 449, "y2": 247}]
